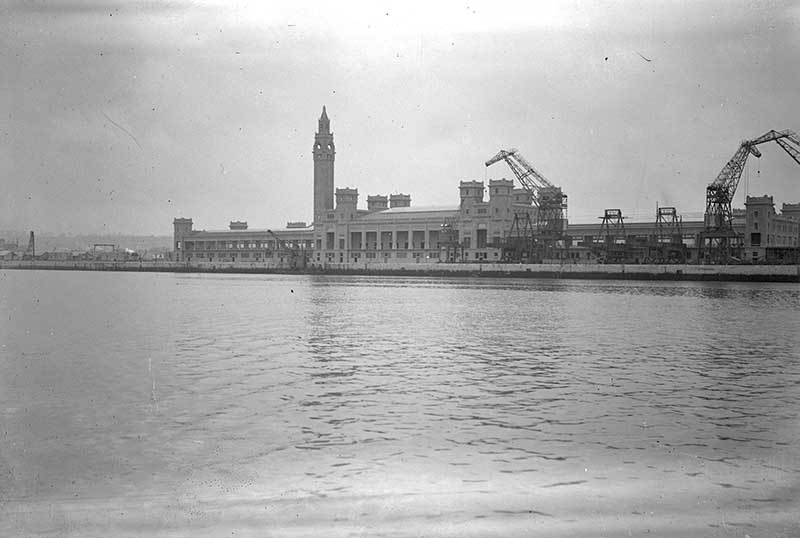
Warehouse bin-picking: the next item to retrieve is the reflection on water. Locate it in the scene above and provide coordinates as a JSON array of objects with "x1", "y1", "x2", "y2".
[{"x1": 1, "y1": 271, "x2": 799, "y2": 536}]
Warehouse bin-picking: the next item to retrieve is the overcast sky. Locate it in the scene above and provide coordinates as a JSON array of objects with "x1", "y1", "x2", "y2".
[{"x1": 2, "y1": 0, "x2": 799, "y2": 235}]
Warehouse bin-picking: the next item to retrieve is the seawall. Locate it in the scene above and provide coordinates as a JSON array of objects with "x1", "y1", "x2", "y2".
[{"x1": 2, "y1": 260, "x2": 799, "y2": 282}]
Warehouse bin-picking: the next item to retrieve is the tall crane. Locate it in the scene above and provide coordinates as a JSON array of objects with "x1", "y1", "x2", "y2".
[
  {"x1": 485, "y1": 148, "x2": 568, "y2": 249},
  {"x1": 700, "y1": 129, "x2": 800, "y2": 263},
  {"x1": 704, "y1": 129, "x2": 798, "y2": 231}
]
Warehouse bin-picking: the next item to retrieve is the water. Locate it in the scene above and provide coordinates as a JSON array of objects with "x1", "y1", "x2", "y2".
[{"x1": 1, "y1": 270, "x2": 798, "y2": 537}]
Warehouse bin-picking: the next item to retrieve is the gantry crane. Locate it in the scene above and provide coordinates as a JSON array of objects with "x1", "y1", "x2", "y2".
[
  {"x1": 485, "y1": 149, "x2": 567, "y2": 261},
  {"x1": 649, "y1": 206, "x2": 687, "y2": 264},
  {"x1": 699, "y1": 129, "x2": 800, "y2": 263}
]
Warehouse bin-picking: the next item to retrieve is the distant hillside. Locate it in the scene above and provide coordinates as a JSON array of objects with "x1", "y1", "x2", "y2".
[{"x1": 0, "y1": 230, "x2": 172, "y2": 254}]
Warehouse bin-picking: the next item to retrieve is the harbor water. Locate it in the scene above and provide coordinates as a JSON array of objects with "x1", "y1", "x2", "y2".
[{"x1": 1, "y1": 270, "x2": 798, "y2": 537}]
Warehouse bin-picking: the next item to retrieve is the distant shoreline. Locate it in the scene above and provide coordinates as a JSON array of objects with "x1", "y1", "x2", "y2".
[{"x1": 2, "y1": 260, "x2": 799, "y2": 283}]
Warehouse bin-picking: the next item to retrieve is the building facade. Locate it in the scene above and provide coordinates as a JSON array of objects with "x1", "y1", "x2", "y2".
[
  {"x1": 174, "y1": 108, "x2": 792, "y2": 267},
  {"x1": 743, "y1": 196, "x2": 800, "y2": 263}
]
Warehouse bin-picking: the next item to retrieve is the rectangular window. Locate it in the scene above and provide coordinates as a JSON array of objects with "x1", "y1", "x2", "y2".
[
  {"x1": 477, "y1": 229, "x2": 487, "y2": 248},
  {"x1": 339, "y1": 238, "x2": 345, "y2": 249}
]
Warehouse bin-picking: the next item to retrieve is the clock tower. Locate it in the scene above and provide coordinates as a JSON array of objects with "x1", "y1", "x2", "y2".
[{"x1": 313, "y1": 106, "x2": 335, "y2": 225}]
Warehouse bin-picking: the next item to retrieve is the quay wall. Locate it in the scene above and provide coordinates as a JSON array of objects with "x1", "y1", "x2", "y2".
[{"x1": 2, "y1": 260, "x2": 799, "y2": 282}]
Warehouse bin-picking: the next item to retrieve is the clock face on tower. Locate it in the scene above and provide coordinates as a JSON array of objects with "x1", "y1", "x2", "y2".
[{"x1": 314, "y1": 141, "x2": 333, "y2": 157}]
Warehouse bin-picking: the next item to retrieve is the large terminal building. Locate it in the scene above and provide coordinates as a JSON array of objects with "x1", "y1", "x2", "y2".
[{"x1": 173, "y1": 108, "x2": 799, "y2": 267}]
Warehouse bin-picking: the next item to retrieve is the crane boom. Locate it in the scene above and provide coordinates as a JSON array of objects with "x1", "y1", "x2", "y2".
[
  {"x1": 485, "y1": 148, "x2": 557, "y2": 203},
  {"x1": 710, "y1": 129, "x2": 796, "y2": 194},
  {"x1": 776, "y1": 137, "x2": 800, "y2": 166},
  {"x1": 485, "y1": 147, "x2": 567, "y2": 247}
]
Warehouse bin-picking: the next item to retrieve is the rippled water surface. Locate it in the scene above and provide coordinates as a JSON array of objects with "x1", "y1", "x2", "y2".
[{"x1": 1, "y1": 270, "x2": 799, "y2": 537}]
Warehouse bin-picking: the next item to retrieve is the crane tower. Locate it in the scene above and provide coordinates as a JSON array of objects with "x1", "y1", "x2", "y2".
[
  {"x1": 699, "y1": 129, "x2": 800, "y2": 264},
  {"x1": 485, "y1": 149, "x2": 567, "y2": 261}
]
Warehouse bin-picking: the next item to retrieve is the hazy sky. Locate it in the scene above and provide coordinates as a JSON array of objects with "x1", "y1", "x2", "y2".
[{"x1": 2, "y1": 0, "x2": 799, "y2": 235}]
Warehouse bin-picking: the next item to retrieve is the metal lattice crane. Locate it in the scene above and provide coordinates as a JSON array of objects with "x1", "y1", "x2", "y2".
[
  {"x1": 700, "y1": 128, "x2": 800, "y2": 263},
  {"x1": 485, "y1": 148, "x2": 568, "y2": 241},
  {"x1": 704, "y1": 129, "x2": 797, "y2": 230}
]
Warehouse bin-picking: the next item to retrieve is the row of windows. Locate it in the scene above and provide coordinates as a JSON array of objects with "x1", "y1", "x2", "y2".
[
  {"x1": 323, "y1": 243, "x2": 444, "y2": 250},
  {"x1": 310, "y1": 249, "x2": 597, "y2": 263},
  {"x1": 752, "y1": 233, "x2": 798, "y2": 247},
  {"x1": 184, "y1": 241, "x2": 312, "y2": 250},
  {"x1": 751, "y1": 221, "x2": 797, "y2": 233},
  {"x1": 185, "y1": 252, "x2": 288, "y2": 260},
  {"x1": 464, "y1": 207, "x2": 511, "y2": 215}
]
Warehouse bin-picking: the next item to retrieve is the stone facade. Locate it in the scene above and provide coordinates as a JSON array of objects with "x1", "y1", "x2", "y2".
[{"x1": 743, "y1": 196, "x2": 800, "y2": 263}]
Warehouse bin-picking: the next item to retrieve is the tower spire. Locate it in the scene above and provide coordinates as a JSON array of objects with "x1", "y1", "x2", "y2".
[{"x1": 318, "y1": 105, "x2": 330, "y2": 134}]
